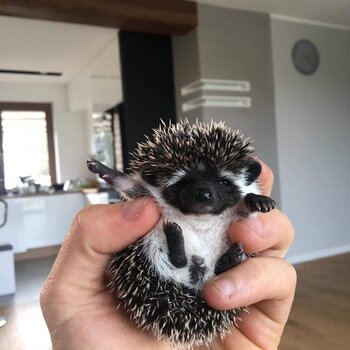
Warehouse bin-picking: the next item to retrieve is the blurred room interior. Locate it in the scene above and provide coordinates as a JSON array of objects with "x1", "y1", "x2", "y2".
[{"x1": 0, "y1": 0, "x2": 349, "y2": 349}]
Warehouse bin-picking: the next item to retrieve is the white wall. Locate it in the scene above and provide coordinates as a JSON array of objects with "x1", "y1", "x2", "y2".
[
  {"x1": 271, "y1": 19, "x2": 350, "y2": 262},
  {"x1": 173, "y1": 5, "x2": 281, "y2": 202},
  {"x1": 0, "y1": 82, "x2": 90, "y2": 182},
  {"x1": 67, "y1": 40, "x2": 122, "y2": 114}
]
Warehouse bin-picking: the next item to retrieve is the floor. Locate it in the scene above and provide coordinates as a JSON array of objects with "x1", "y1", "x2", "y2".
[
  {"x1": 0, "y1": 256, "x2": 55, "y2": 350},
  {"x1": 0, "y1": 253, "x2": 349, "y2": 350},
  {"x1": 280, "y1": 253, "x2": 350, "y2": 350}
]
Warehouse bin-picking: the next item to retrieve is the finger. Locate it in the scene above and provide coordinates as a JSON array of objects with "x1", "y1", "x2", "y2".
[
  {"x1": 228, "y1": 209, "x2": 294, "y2": 257},
  {"x1": 43, "y1": 198, "x2": 160, "y2": 297},
  {"x1": 203, "y1": 257, "x2": 297, "y2": 350},
  {"x1": 202, "y1": 257, "x2": 297, "y2": 319},
  {"x1": 72, "y1": 198, "x2": 160, "y2": 255},
  {"x1": 257, "y1": 159, "x2": 274, "y2": 196}
]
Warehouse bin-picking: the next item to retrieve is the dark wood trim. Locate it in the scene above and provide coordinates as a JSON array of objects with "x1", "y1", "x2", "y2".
[
  {"x1": 0, "y1": 0, "x2": 197, "y2": 36},
  {"x1": 0, "y1": 102, "x2": 57, "y2": 187}
]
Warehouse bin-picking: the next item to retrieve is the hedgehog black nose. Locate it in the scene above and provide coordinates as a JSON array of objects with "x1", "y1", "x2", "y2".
[{"x1": 194, "y1": 187, "x2": 214, "y2": 203}]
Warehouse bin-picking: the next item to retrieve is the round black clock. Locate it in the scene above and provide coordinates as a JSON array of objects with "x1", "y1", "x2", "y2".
[{"x1": 292, "y1": 39, "x2": 320, "y2": 75}]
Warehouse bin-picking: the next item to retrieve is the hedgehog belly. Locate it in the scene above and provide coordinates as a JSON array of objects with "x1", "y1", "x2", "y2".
[{"x1": 107, "y1": 237, "x2": 242, "y2": 348}]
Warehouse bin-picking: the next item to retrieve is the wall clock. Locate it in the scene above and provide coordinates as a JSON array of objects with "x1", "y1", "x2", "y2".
[{"x1": 292, "y1": 39, "x2": 320, "y2": 75}]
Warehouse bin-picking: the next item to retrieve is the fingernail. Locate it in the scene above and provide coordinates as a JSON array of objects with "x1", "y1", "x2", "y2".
[
  {"x1": 121, "y1": 198, "x2": 150, "y2": 220},
  {"x1": 213, "y1": 278, "x2": 233, "y2": 298},
  {"x1": 244, "y1": 217, "x2": 263, "y2": 237}
]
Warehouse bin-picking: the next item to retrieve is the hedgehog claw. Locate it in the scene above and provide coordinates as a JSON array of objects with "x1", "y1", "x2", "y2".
[
  {"x1": 86, "y1": 159, "x2": 114, "y2": 179},
  {"x1": 86, "y1": 159, "x2": 98, "y2": 173},
  {"x1": 244, "y1": 193, "x2": 276, "y2": 213}
]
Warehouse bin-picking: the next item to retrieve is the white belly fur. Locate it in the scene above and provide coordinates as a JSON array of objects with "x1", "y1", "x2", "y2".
[
  {"x1": 137, "y1": 175, "x2": 261, "y2": 289},
  {"x1": 143, "y1": 206, "x2": 236, "y2": 289}
]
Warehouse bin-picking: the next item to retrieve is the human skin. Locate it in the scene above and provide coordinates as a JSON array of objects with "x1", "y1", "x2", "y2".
[{"x1": 40, "y1": 160, "x2": 296, "y2": 350}]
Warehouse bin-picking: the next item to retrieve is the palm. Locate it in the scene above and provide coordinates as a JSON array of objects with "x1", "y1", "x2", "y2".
[
  {"x1": 54, "y1": 289, "x2": 169, "y2": 350},
  {"x1": 60, "y1": 288, "x2": 284, "y2": 350}
]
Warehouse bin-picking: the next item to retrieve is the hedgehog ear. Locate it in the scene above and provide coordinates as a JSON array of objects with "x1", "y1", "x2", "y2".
[
  {"x1": 141, "y1": 168, "x2": 172, "y2": 187},
  {"x1": 242, "y1": 158, "x2": 262, "y2": 185}
]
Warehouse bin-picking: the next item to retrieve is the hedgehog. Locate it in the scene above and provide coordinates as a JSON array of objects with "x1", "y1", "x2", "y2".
[{"x1": 87, "y1": 119, "x2": 276, "y2": 348}]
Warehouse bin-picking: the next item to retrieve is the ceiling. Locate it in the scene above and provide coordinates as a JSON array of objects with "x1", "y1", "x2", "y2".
[
  {"x1": 0, "y1": 16, "x2": 119, "y2": 84},
  {"x1": 195, "y1": 0, "x2": 350, "y2": 29},
  {"x1": 1, "y1": 1, "x2": 349, "y2": 85}
]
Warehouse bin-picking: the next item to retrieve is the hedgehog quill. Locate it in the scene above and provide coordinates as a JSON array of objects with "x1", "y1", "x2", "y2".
[{"x1": 87, "y1": 120, "x2": 276, "y2": 348}]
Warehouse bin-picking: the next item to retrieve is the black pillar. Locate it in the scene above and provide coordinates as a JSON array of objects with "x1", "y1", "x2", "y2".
[{"x1": 118, "y1": 31, "x2": 177, "y2": 170}]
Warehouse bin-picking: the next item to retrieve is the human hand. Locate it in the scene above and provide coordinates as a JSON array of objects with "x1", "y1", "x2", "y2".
[
  {"x1": 40, "y1": 160, "x2": 295, "y2": 350},
  {"x1": 40, "y1": 198, "x2": 170, "y2": 350},
  {"x1": 199, "y1": 160, "x2": 296, "y2": 350}
]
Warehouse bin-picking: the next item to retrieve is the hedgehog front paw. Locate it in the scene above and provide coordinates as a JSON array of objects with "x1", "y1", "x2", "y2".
[{"x1": 244, "y1": 193, "x2": 276, "y2": 213}]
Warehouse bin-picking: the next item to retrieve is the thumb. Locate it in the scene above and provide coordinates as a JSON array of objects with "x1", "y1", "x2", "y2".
[
  {"x1": 72, "y1": 197, "x2": 160, "y2": 255},
  {"x1": 43, "y1": 198, "x2": 160, "y2": 299}
]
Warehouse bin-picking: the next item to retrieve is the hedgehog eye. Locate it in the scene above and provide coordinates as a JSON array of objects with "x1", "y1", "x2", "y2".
[{"x1": 219, "y1": 178, "x2": 232, "y2": 186}]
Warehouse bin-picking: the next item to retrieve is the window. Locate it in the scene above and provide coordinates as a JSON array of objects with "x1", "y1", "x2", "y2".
[
  {"x1": 92, "y1": 109, "x2": 124, "y2": 172},
  {"x1": 0, "y1": 103, "x2": 56, "y2": 193},
  {"x1": 112, "y1": 111, "x2": 124, "y2": 172}
]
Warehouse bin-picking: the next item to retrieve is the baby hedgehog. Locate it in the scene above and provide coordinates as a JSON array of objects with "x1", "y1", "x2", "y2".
[{"x1": 87, "y1": 120, "x2": 276, "y2": 348}]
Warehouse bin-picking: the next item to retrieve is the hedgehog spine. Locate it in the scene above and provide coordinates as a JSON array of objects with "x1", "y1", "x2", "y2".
[{"x1": 86, "y1": 119, "x2": 276, "y2": 348}]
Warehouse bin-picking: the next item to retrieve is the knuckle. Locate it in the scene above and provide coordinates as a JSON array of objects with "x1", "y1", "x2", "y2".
[
  {"x1": 245, "y1": 257, "x2": 267, "y2": 282},
  {"x1": 283, "y1": 214, "x2": 295, "y2": 246},
  {"x1": 77, "y1": 204, "x2": 98, "y2": 220},
  {"x1": 266, "y1": 164, "x2": 274, "y2": 185},
  {"x1": 250, "y1": 257, "x2": 297, "y2": 295},
  {"x1": 39, "y1": 283, "x2": 48, "y2": 311},
  {"x1": 39, "y1": 278, "x2": 53, "y2": 314},
  {"x1": 288, "y1": 263, "x2": 298, "y2": 288},
  {"x1": 280, "y1": 259, "x2": 297, "y2": 290},
  {"x1": 72, "y1": 204, "x2": 102, "y2": 234},
  {"x1": 274, "y1": 209, "x2": 295, "y2": 252},
  {"x1": 260, "y1": 160, "x2": 274, "y2": 189}
]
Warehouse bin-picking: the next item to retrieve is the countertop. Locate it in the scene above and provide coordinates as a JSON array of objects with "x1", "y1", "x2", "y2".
[{"x1": 1, "y1": 190, "x2": 84, "y2": 199}]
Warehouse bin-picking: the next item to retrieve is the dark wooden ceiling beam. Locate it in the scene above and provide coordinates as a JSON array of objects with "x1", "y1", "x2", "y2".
[{"x1": 0, "y1": 0, "x2": 197, "y2": 35}]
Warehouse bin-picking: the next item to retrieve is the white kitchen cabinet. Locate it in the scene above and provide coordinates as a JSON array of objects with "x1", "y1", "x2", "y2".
[
  {"x1": 83, "y1": 191, "x2": 109, "y2": 205},
  {"x1": 0, "y1": 192, "x2": 85, "y2": 253}
]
